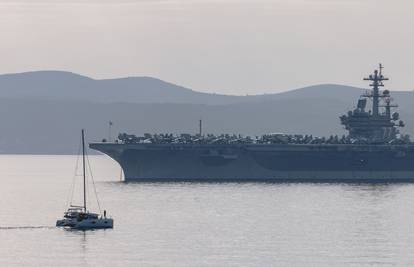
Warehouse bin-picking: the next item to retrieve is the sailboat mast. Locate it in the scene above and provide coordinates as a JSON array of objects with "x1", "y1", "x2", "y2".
[{"x1": 81, "y1": 129, "x2": 87, "y2": 212}]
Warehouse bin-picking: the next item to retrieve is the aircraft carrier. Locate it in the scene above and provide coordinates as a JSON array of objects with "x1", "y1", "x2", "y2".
[{"x1": 90, "y1": 65, "x2": 414, "y2": 182}]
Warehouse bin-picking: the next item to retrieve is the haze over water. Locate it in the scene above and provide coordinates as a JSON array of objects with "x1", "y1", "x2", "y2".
[{"x1": 1, "y1": 155, "x2": 414, "y2": 266}]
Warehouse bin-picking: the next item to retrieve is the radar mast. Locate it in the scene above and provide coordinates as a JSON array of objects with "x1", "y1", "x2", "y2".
[
  {"x1": 362, "y1": 63, "x2": 389, "y2": 117},
  {"x1": 340, "y1": 64, "x2": 404, "y2": 142}
]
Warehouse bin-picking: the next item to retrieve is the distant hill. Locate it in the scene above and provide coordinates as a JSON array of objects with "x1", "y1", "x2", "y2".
[
  {"x1": 0, "y1": 71, "x2": 244, "y2": 105},
  {"x1": 0, "y1": 71, "x2": 413, "y2": 154},
  {"x1": 0, "y1": 71, "x2": 364, "y2": 105}
]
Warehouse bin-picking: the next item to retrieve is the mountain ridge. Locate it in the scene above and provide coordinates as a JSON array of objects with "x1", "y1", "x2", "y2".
[
  {"x1": 0, "y1": 70, "x2": 367, "y2": 104},
  {"x1": 0, "y1": 70, "x2": 413, "y2": 154}
]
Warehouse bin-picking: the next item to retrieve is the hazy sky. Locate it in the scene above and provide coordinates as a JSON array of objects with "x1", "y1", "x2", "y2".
[{"x1": 0, "y1": 0, "x2": 413, "y2": 94}]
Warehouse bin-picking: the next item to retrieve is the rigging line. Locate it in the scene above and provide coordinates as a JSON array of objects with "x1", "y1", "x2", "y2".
[
  {"x1": 68, "y1": 136, "x2": 82, "y2": 207},
  {"x1": 85, "y1": 145, "x2": 102, "y2": 214},
  {"x1": 72, "y1": 135, "x2": 83, "y2": 205},
  {"x1": 65, "y1": 135, "x2": 82, "y2": 209},
  {"x1": 87, "y1": 153, "x2": 102, "y2": 214},
  {"x1": 86, "y1": 174, "x2": 91, "y2": 211},
  {"x1": 83, "y1": 146, "x2": 91, "y2": 212}
]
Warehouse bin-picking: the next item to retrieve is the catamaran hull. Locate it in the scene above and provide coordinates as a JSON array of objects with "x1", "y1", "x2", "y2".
[
  {"x1": 74, "y1": 219, "x2": 114, "y2": 230},
  {"x1": 90, "y1": 143, "x2": 414, "y2": 182},
  {"x1": 56, "y1": 218, "x2": 114, "y2": 229}
]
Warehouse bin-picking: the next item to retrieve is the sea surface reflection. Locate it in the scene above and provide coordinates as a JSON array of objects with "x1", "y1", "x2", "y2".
[{"x1": 0, "y1": 155, "x2": 413, "y2": 266}]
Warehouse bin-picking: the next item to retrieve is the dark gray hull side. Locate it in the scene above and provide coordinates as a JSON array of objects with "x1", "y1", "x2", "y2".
[{"x1": 89, "y1": 143, "x2": 414, "y2": 182}]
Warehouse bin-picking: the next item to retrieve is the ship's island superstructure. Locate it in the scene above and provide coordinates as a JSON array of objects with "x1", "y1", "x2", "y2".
[{"x1": 90, "y1": 65, "x2": 414, "y2": 182}]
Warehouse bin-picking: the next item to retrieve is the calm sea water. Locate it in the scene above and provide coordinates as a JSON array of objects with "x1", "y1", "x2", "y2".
[{"x1": 1, "y1": 155, "x2": 414, "y2": 266}]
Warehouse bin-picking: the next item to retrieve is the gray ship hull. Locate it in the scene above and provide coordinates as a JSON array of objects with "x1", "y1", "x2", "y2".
[{"x1": 90, "y1": 143, "x2": 414, "y2": 182}]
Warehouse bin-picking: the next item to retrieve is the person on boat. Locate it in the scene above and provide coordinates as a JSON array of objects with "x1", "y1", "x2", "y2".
[{"x1": 104, "y1": 210, "x2": 106, "y2": 218}]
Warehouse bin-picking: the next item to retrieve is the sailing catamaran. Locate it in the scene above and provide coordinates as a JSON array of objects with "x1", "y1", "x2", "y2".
[{"x1": 56, "y1": 129, "x2": 113, "y2": 230}]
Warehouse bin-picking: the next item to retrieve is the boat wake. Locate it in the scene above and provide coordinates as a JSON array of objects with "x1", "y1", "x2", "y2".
[{"x1": 0, "y1": 226, "x2": 54, "y2": 230}]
